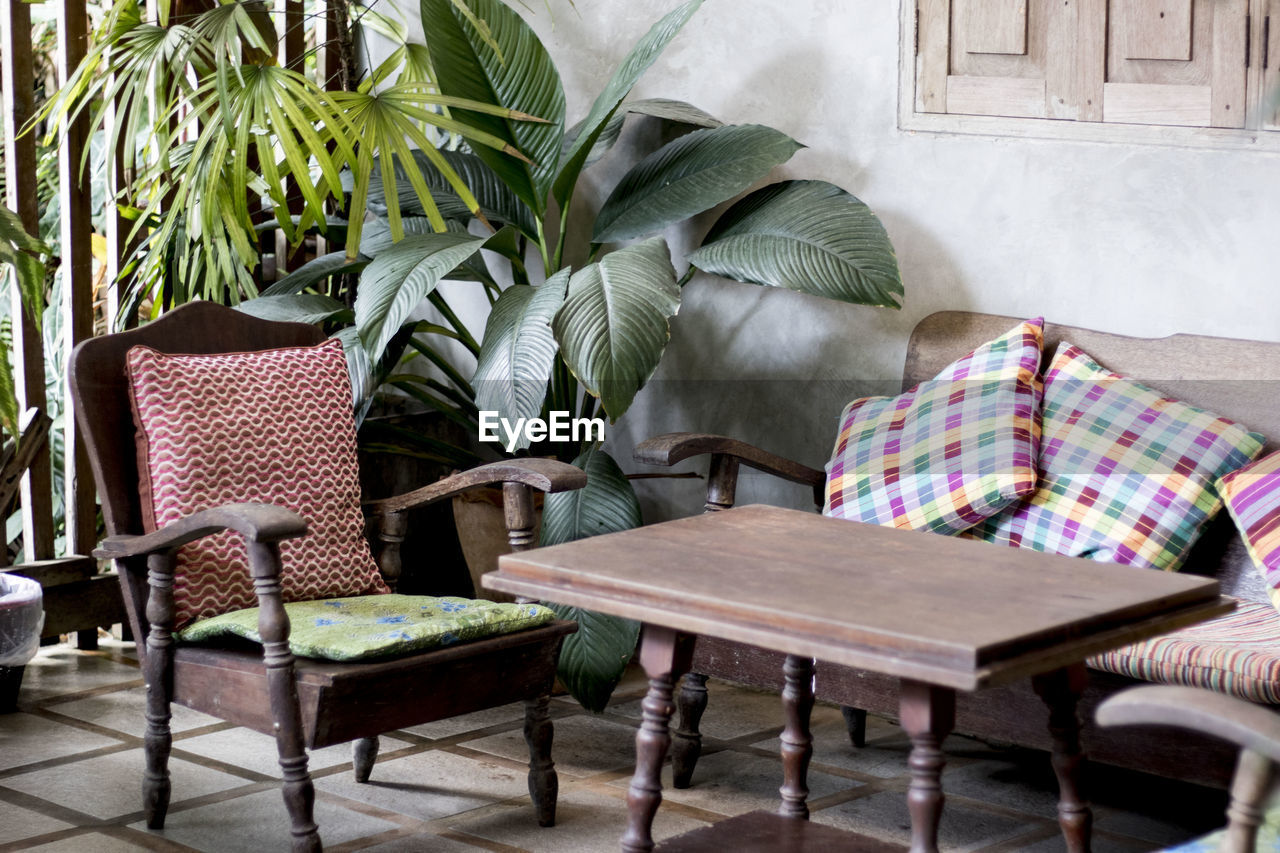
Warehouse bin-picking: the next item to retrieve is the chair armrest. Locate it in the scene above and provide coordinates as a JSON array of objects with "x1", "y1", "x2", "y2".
[
  {"x1": 93, "y1": 503, "x2": 309, "y2": 559},
  {"x1": 1097, "y1": 686, "x2": 1280, "y2": 764},
  {"x1": 365, "y1": 458, "x2": 587, "y2": 515},
  {"x1": 634, "y1": 432, "x2": 825, "y2": 488}
]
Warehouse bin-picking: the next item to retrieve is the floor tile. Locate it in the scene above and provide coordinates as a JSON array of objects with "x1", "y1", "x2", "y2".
[
  {"x1": 812, "y1": 789, "x2": 1038, "y2": 851},
  {"x1": 3, "y1": 749, "x2": 249, "y2": 820},
  {"x1": 313, "y1": 748, "x2": 529, "y2": 822},
  {"x1": 357, "y1": 830, "x2": 493, "y2": 851},
  {"x1": 174, "y1": 728, "x2": 410, "y2": 779},
  {"x1": 130, "y1": 788, "x2": 398, "y2": 852},
  {"x1": 17, "y1": 830, "x2": 159, "y2": 852},
  {"x1": 17, "y1": 648, "x2": 140, "y2": 703},
  {"x1": 606, "y1": 749, "x2": 862, "y2": 818},
  {"x1": 400, "y1": 702, "x2": 526, "y2": 740},
  {"x1": 464, "y1": 714, "x2": 639, "y2": 779},
  {"x1": 0, "y1": 713, "x2": 124, "y2": 772},
  {"x1": 51, "y1": 687, "x2": 220, "y2": 738},
  {"x1": 0, "y1": 802, "x2": 74, "y2": 844},
  {"x1": 1013, "y1": 829, "x2": 1164, "y2": 852},
  {"x1": 445, "y1": 785, "x2": 710, "y2": 852}
]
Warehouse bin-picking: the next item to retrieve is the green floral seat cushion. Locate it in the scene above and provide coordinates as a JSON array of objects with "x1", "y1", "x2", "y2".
[{"x1": 177, "y1": 594, "x2": 556, "y2": 662}]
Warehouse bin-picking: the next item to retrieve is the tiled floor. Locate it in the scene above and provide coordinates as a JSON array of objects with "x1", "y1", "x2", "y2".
[{"x1": 0, "y1": 639, "x2": 1230, "y2": 852}]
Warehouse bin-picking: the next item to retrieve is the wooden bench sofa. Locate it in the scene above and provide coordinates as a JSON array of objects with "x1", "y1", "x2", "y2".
[{"x1": 634, "y1": 310, "x2": 1280, "y2": 789}]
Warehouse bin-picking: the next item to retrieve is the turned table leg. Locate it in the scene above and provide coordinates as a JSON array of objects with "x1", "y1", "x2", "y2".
[
  {"x1": 622, "y1": 625, "x2": 695, "y2": 853},
  {"x1": 1033, "y1": 664, "x2": 1093, "y2": 853},
  {"x1": 779, "y1": 654, "x2": 815, "y2": 819},
  {"x1": 899, "y1": 680, "x2": 955, "y2": 853}
]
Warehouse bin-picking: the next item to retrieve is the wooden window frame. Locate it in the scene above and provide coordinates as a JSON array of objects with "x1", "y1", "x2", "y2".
[{"x1": 897, "y1": 0, "x2": 1280, "y2": 152}]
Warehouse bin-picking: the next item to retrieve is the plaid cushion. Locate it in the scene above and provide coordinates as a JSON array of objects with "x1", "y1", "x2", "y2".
[
  {"x1": 823, "y1": 318, "x2": 1042, "y2": 534},
  {"x1": 1088, "y1": 599, "x2": 1280, "y2": 704},
  {"x1": 1219, "y1": 451, "x2": 1280, "y2": 614},
  {"x1": 964, "y1": 343, "x2": 1265, "y2": 570}
]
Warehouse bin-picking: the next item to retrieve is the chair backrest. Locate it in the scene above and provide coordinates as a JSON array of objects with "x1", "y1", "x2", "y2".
[
  {"x1": 68, "y1": 302, "x2": 326, "y2": 633},
  {"x1": 905, "y1": 312, "x2": 1280, "y2": 601},
  {"x1": 70, "y1": 302, "x2": 327, "y2": 538}
]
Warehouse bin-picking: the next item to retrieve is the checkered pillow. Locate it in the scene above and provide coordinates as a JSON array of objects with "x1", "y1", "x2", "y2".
[
  {"x1": 1218, "y1": 452, "x2": 1280, "y2": 612},
  {"x1": 823, "y1": 318, "x2": 1043, "y2": 534},
  {"x1": 965, "y1": 343, "x2": 1265, "y2": 570}
]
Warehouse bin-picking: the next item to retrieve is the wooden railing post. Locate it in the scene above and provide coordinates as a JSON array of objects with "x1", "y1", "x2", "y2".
[
  {"x1": 57, "y1": 0, "x2": 98, "y2": 559},
  {"x1": 1, "y1": 0, "x2": 56, "y2": 562}
]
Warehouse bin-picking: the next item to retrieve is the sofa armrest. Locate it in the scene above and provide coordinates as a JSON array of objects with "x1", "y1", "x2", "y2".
[
  {"x1": 93, "y1": 503, "x2": 309, "y2": 559},
  {"x1": 1097, "y1": 685, "x2": 1280, "y2": 764}
]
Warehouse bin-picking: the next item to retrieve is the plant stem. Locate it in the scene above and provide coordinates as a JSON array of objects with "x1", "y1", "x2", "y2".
[
  {"x1": 553, "y1": 197, "x2": 572, "y2": 272},
  {"x1": 678, "y1": 265, "x2": 697, "y2": 287},
  {"x1": 426, "y1": 290, "x2": 480, "y2": 356},
  {"x1": 406, "y1": 336, "x2": 475, "y2": 399},
  {"x1": 534, "y1": 216, "x2": 553, "y2": 276}
]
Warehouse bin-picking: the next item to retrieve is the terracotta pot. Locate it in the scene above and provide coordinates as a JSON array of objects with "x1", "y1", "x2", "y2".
[{"x1": 451, "y1": 487, "x2": 544, "y2": 603}]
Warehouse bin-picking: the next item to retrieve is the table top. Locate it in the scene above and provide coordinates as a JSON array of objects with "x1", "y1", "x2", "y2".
[{"x1": 486, "y1": 505, "x2": 1230, "y2": 690}]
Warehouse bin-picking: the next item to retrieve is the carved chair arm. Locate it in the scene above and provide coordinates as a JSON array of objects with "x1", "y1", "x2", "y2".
[
  {"x1": 1097, "y1": 685, "x2": 1280, "y2": 763},
  {"x1": 1098, "y1": 686, "x2": 1280, "y2": 852},
  {"x1": 634, "y1": 432, "x2": 826, "y2": 511},
  {"x1": 363, "y1": 458, "x2": 587, "y2": 592},
  {"x1": 93, "y1": 503, "x2": 309, "y2": 560},
  {"x1": 363, "y1": 458, "x2": 587, "y2": 516}
]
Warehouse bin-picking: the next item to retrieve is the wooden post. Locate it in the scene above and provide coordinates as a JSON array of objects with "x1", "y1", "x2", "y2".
[
  {"x1": 57, "y1": 0, "x2": 98, "y2": 558},
  {"x1": 1, "y1": 0, "x2": 56, "y2": 562}
]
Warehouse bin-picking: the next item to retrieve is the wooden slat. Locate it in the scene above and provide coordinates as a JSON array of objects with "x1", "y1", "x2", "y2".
[
  {"x1": 1076, "y1": 0, "x2": 1107, "y2": 121},
  {"x1": 1104, "y1": 81, "x2": 1213, "y2": 125},
  {"x1": 275, "y1": 0, "x2": 307, "y2": 275},
  {"x1": 1043, "y1": 0, "x2": 1077, "y2": 118},
  {"x1": 57, "y1": 0, "x2": 98, "y2": 558},
  {"x1": 946, "y1": 74, "x2": 1046, "y2": 117},
  {"x1": 1116, "y1": 0, "x2": 1194, "y2": 60},
  {"x1": 962, "y1": 0, "x2": 1028, "y2": 55},
  {"x1": 1210, "y1": 0, "x2": 1248, "y2": 127},
  {"x1": 1, "y1": 0, "x2": 56, "y2": 562},
  {"x1": 916, "y1": 0, "x2": 952, "y2": 112}
]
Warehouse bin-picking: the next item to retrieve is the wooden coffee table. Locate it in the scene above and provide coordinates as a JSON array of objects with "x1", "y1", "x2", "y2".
[{"x1": 484, "y1": 505, "x2": 1230, "y2": 853}]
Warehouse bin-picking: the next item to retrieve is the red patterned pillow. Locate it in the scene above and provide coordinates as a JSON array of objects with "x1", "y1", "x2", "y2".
[{"x1": 127, "y1": 339, "x2": 389, "y2": 628}]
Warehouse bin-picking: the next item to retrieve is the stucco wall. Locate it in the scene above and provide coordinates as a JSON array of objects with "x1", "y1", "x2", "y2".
[{"x1": 389, "y1": 0, "x2": 1280, "y2": 520}]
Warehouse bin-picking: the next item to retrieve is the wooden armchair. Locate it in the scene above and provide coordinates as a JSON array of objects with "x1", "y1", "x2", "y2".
[
  {"x1": 68, "y1": 302, "x2": 583, "y2": 851},
  {"x1": 1097, "y1": 686, "x2": 1280, "y2": 851}
]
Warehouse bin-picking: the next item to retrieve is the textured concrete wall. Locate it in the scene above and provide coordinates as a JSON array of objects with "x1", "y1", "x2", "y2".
[{"x1": 388, "y1": 0, "x2": 1280, "y2": 519}]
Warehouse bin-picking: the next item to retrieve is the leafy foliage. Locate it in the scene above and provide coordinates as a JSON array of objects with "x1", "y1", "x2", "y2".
[{"x1": 541, "y1": 448, "x2": 643, "y2": 712}]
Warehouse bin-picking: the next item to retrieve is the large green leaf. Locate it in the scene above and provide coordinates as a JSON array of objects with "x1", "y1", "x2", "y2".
[
  {"x1": 688, "y1": 180, "x2": 904, "y2": 308},
  {"x1": 564, "y1": 98, "x2": 723, "y2": 173},
  {"x1": 364, "y1": 149, "x2": 538, "y2": 239},
  {"x1": 542, "y1": 448, "x2": 643, "y2": 712},
  {"x1": 420, "y1": 0, "x2": 565, "y2": 217},
  {"x1": 236, "y1": 294, "x2": 352, "y2": 325},
  {"x1": 354, "y1": 232, "x2": 486, "y2": 359},
  {"x1": 472, "y1": 269, "x2": 569, "y2": 445},
  {"x1": 260, "y1": 252, "x2": 369, "y2": 297},
  {"x1": 592, "y1": 124, "x2": 802, "y2": 244},
  {"x1": 553, "y1": 237, "x2": 679, "y2": 420},
  {"x1": 552, "y1": 0, "x2": 702, "y2": 209}
]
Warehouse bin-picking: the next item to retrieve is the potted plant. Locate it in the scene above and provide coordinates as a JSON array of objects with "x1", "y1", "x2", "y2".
[{"x1": 252, "y1": 0, "x2": 904, "y2": 710}]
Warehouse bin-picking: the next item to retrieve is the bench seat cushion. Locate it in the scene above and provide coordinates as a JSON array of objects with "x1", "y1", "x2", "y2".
[{"x1": 1088, "y1": 598, "x2": 1280, "y2": 704}]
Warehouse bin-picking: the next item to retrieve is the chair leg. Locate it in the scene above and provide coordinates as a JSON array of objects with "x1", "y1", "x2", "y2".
[
  {"x1": 142, "y1": 677, "x2": 173, "y2": 829},
  {"x1": 352, "y1": 736, "x2": 379, "y2": 783},
  {"x1": 672, "y1": 672, "x2": 709, "y2": 789},
  {"x1": 524, "y1": 695, "x2": 557, "y2": 827},
  {"x1": 842, "y1": 706, "x2": 868, "y2": 748}
]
